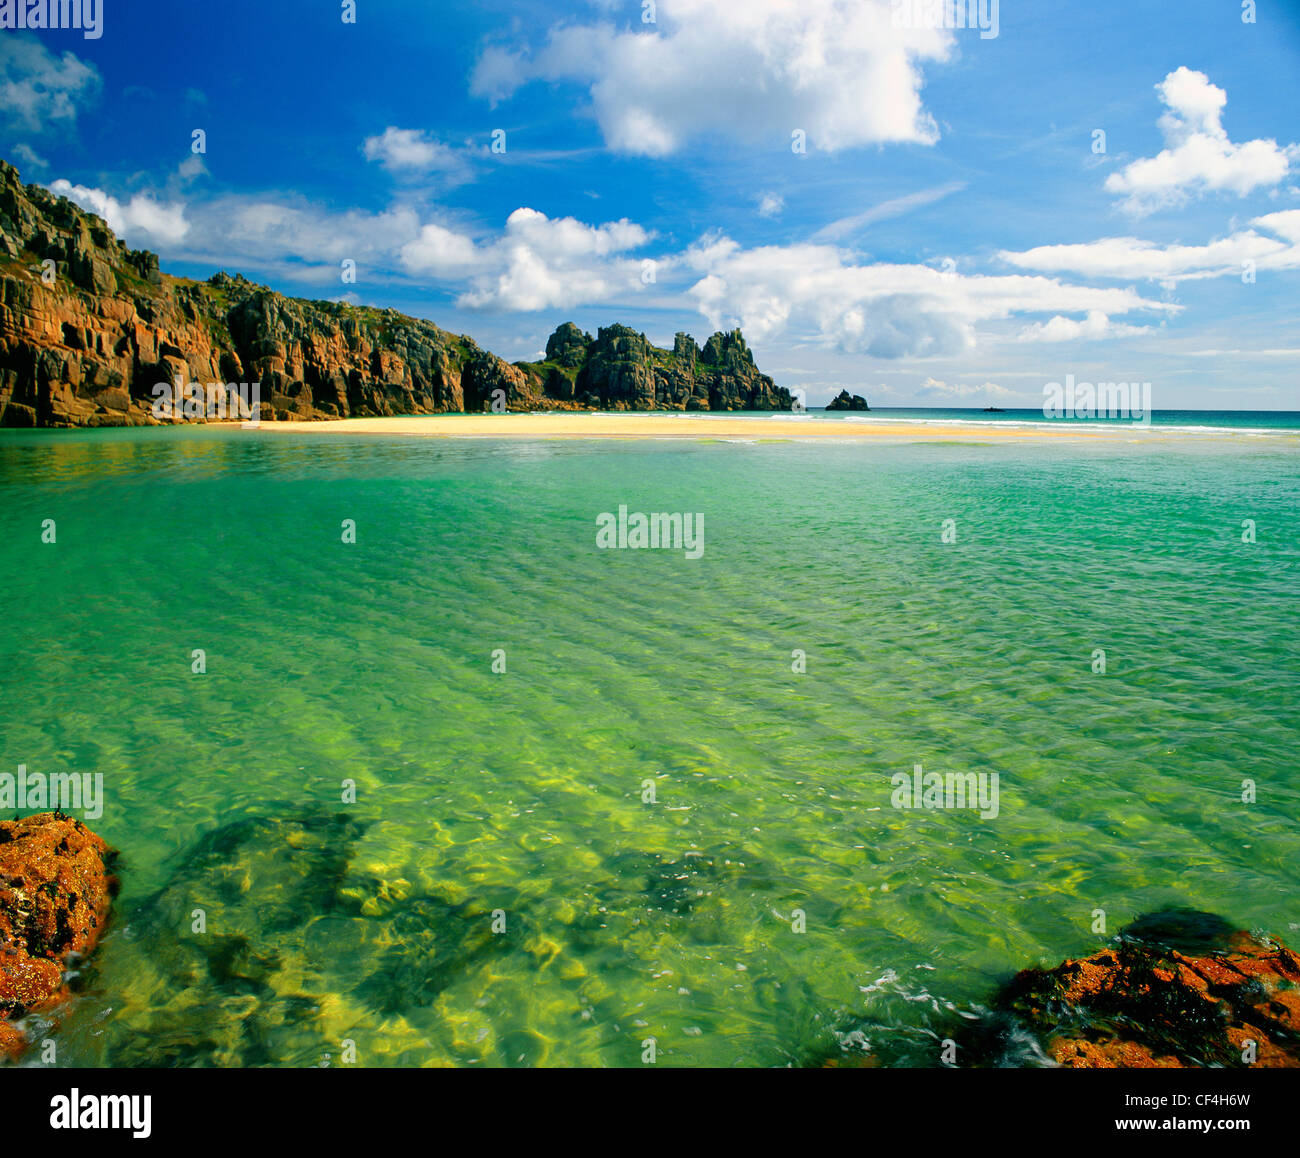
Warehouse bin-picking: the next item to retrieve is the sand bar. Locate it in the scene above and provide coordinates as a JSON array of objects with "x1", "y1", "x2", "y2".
[{"x1": 243, "y1": 412, "x2": 1241, "y2": 442}]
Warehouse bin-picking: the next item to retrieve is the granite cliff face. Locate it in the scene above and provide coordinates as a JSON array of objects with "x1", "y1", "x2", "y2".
[{"x1": 0, "y1": 159, "x2": 789, "y2": 427}]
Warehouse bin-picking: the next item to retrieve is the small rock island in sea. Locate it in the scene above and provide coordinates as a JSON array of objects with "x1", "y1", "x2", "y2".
[{"x1": 825, "y1": 389, "x2": 870, "y2": 411}]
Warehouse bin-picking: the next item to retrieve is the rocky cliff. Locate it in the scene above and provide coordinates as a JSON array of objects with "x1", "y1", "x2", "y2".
[{"x1": 0, "y1": 159, "x2": 790, "y2": 427}]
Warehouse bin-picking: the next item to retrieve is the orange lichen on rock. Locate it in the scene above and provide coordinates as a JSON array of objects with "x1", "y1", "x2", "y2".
[
  {"x1": 1001, "y1": 923, "x2": 1300, "y2": 1069},
  {"x1": 1048, "y1": 1037, "x2": 1183, "y2": 1068},
  {"x1": 0, "y1": 811, "x2": 117, "y2": 1060}
]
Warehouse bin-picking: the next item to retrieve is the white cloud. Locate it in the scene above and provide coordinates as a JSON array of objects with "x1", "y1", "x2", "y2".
[
  {"x1": 177, "y1": 155, "x2": 207, "y2": 183},
  {"x1": 1000, "y1": 210, "x2": 1300, "y2": 282},
  {"x1": 205, "y1": 198, "x2": 422, "y2": 278},
  {"x1": 757, "y1": 192, "x2": 784, "y2": 218},
  {"x1": 363, "y1": 127, "x2": 464, "y2": 175},
  {"x1": 12, "y1": 143, "x2": 47, "y2": 171},
  {"x1": 49, "y1": 185, "x2": 424, "y2": 282},
  {"x1": 47, "y1": 180, "x2": 189, "y2": 248},
  {"x1": 1015, "y1": 310, "x2": 1151, "y2": 343},
  {"x1": 400, "y1": 222, "x2": 480, "y2": 277},
  {"x1": 457, "y1": 207, "x2": 652, "y2": 311},
  {"x1": 811, "y1": 182, "x2": 965, "y2": 242},
  {"x1": 0, "y1": 37, "x2": 99, "y2": 133},
  {"x1": 1254, "y1": 208, "x2": 1300, "y2": 245},
  {"x1": 471, "y1": 0, "x2": 952, "y2": 155},
  {"x1": 1105, "y1": 68, "x2": 1298, "y2": 213},
  {"x1": 683, "y1": 236, "x2": 1176, "y2": 358},
  {"x1": 915, "y1": 377, "x2": 1019, "y2": 402}
]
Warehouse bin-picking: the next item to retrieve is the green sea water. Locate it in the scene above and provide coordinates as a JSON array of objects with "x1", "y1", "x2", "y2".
[{"x1": 1, "y1": 424, "x2": 1297, "y2": 1067}]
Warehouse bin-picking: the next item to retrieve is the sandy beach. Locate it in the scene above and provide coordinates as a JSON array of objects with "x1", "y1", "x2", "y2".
[{"x1": 247, "y1": 412, "x2": 1178, "y2": 441}]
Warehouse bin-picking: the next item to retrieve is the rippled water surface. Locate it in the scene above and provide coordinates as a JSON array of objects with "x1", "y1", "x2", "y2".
[{"x1": 1, "y1": 426, "x2": 1297, "y2": 1066}]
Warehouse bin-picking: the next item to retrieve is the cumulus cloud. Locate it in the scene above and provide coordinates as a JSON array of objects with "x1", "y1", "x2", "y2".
[
  {"x1": 1000, "y1": 210, "x2": 1300, "y2": 283},
  {"x1": 456, "y1": 207, "x2": 652, "y2": 311},
  {"x1": 400, "y1": 222, "x2": 479, "y2": 277},
  {"x1": 1015, "y1": 311, "x2": 1152, "y2": 343},
  {"x1": 683, "y1": 236, "x2": 1176, "y2": 358},
  {"x1": 363, "y1": 127, "x2": 465, "y2": 175},
  {"x1": 915, "y1": 377, "x2": 1019, "y2": 402},
  {"x1": 177, "y1": 155, "x2": 208, "y2": 183},
  {"x1": 757, "y1": 192, "x2": 785, "y2": 218},
  {"x1": 471, "y1": 0, "x2": 952, "y2": 155},
  {"x1": 1105, "y1": 68, "x2": 1298, "y2": 213},
  {"x1": 0, "y1": 37, "x2": 100, "y2": 133},
  {"x1": 47, "y1": 180, "x2": 189, "y2": 248}
]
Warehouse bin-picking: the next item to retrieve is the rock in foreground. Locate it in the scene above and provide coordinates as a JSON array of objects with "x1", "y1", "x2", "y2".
[
  {"x1": 997, "y1": 911, "x2": 1300, "y2": 1067},
  {"x1": 0, "y1": 811, "x2": 117, "y2": 1060}
]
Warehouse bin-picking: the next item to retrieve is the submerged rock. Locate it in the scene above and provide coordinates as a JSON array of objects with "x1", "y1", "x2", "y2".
[
  {"x1": 0, "y1": 811, "x2": 117, "y2": 1060},
  {"x1": 98, "y1": 806, "x2": 541, "y2": 1066},
  {"x1": 104, "y1": 807, "x2": 369, "y2": 1067},
  {"x1": 992, "y1": 909, "x2": 1300, "y2": 1068}
]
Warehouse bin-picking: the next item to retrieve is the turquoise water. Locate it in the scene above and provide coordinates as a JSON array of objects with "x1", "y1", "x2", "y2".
[
  {"x1": 814, "y1": 407, "x2": 1300, "y2": 430},
  {"x1": 1, "y1": 423, "x2": 1297, "y2": 1067}
]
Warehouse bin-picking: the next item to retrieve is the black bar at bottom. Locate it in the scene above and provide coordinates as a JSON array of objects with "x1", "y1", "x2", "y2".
[{"x1": 1, "y1": 1066, "x2": 1290, "y2": 1145}]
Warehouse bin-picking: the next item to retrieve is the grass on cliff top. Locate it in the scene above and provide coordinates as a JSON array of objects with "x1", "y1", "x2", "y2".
[{"x1": 514, "y1": 358, "x2": 580, "y2": 386}]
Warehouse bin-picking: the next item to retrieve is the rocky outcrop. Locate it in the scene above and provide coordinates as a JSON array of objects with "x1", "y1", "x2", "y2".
[
  {"x1": 988, "y1": 910, "x2": 1300, "y2": 1068},
  {"x1": 544, "y1": 321, "x2": 590, "y2": 368},
  {"x1": 825, "y1": 389, "x2": 869, "y2": 411},
  {"x1": 0, "y1": 812, "x2": 117, "y2": 1060},
  {"x1": 0, "y1": 157, "x2": 790, "y2": 426},
  {"x1": 519, "y1": 324, "x2": 792, "y2": 412}
]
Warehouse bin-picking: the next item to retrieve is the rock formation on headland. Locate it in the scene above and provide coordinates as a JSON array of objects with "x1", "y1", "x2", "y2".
[
  {"x1": 0, "y1": 812, "x2": 117, "y2": 1061},
  {"x1": 825, "y1": 389, "x2": 869, "y2": 411},
  {"x1": 518, "y1": 322, "x2": 790, "y2": 412},
  {"x1": 0, "y1": 159, "x2": 790, "y2": 427}
]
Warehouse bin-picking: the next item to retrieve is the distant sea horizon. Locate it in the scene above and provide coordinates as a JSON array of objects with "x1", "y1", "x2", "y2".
[{"x1": 803, "y1": 407, "x2": 1300, "y2": 431}]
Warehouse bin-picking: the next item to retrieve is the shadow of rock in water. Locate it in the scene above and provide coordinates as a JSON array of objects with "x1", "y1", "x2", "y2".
[
  {"x1": 351, "y1": 891, "x2": 530, "y2": 1017},
  {"x1": 100, "y1": 807, "x2": 550, "y2": 1065},
  {"x1": 105, "y1": 806, "x2": 369, "y2": 1067}
]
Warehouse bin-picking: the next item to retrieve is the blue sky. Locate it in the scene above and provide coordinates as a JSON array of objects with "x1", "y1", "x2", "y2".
[{"x1": 3, "y1": 0, "x2": 1299, "y2": 408}]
